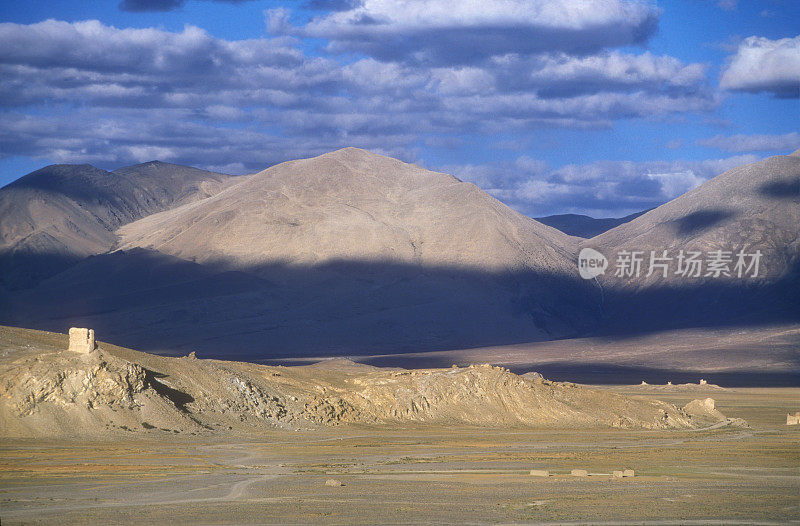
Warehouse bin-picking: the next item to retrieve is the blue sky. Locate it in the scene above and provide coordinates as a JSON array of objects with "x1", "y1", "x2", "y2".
[{"x1": 0, "y1": 0, "x2": 798, "y2": 217}]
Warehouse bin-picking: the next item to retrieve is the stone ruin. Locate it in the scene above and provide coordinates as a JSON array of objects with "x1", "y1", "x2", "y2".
[
  {"x1": 68, "y1": 327, "x2": 96, "y2": 354},
  {"x1": 787, "y1": 412, "x2": 800, "y2": 426},
  {"x1": 699, "y1": 379, "x2": 707, "y2": 385}
]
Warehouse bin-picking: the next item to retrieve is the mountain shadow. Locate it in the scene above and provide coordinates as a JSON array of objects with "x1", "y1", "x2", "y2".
[
  {"x1": 759, "y1": 176, "x2": 800, "y2": 199},
  {"x1": 0, "y1": 247, "x2": 797, "y2": 362},
  {"x1": 670, "y1": 208, "x2": 736, "y2": 236},
  {"x1": 0, "y1": 248, "x2": 598, "y2": 359}
]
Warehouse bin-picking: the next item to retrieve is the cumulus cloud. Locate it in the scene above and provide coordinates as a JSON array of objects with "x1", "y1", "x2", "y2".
[
  {"x1": 698, "y1": 132, "x2": 800, "y2": 152},
  {"x1": 270, "y1": 0, "x2": 661, "y2": 65},
  {"x1": 0, "y1": 109, "x2": 419, "y2": 171},
  {"x1": 445, "y1": 155, "x2": 760, "y2": 217},
  {"x1": 0, "y1": 19, "x2": 716, "y2": 173},
  {"x1": 720, "y1": 35, "x2": 800, "y2": 98},
  {"x1": 500, "y1": 51, "x2": 707, "y2": 97}
]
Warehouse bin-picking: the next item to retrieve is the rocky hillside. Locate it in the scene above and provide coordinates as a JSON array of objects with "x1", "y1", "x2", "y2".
[
  {"x1": 0, "y1": 326, "x2": 738, "y2": 439},
  {"x1": 586, "y1": 150, "x2": 800, "y2": 331},
  {"x1": 117, "y1": 148, "x2": 575, "y2": 271},
  {"x1": 1, "y1": 148, "x2": 796, "y2": 359},
  {"x1": 0, "y1": 161, "x2": 235, "y2": 290}
]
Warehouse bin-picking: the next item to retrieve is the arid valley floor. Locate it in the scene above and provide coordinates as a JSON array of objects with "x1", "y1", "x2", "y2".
[
  {"x1": 1, "y1": 325, "x2": 798, "y2": 524},
  {"x1": 1, "y1": 148, "x2": 798, "y2": 524},
  {"x1": 2, "y1": 387, "x2": 799, "y2": 524}
]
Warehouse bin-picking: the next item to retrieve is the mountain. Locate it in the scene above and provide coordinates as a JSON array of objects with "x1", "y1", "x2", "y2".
[
  {"x1": 587, "y1": 150, "x2": 800, "y2": 331},
  {"x1": 0, "y1": 161, "x2": 235, "y2": 290},
  {"x1": 535, "y1": 209, "x2": 651, "y2": 239},
  {"x1": 1, "y1": 148, "x2": 596, "y2": 358},
  {"x1": 1, "y1": 148, "x2": 797, "y2": 361},
  {"x1": 117, "y1": 148, "x2": 574, "y2": 271}
]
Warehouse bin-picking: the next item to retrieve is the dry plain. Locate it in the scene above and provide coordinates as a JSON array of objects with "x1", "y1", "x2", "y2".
[{"x1": 2, "y1": 385, "x2": 798, "y2": 525}]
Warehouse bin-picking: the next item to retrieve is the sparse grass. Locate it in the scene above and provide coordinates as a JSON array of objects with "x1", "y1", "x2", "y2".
[{"x1": 0, "y1": 418, "x2": 797, "y2": 523}]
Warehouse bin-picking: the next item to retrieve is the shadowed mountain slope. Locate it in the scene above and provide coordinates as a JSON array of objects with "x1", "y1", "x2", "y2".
[
  {"x1": 1, "y1": 149, "x2": 597, "y2": 358},
  {"x1": 1, "y1": 149, "x2": 797, "y2": 362},
  {"x1": 586, "y1": 150, "x2": 800, "y2": 331},
  {"x1": 0, "y1": 162, "x2": 234, "y2": 289}
]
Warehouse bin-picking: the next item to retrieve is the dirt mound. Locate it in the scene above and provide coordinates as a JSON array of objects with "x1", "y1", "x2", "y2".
[
  {"x1": 0, "y1": 346, "x2": 202, "y2": 438},
  {"x1": 0, "y1": 326, "x2": 741, "y2": 438},
  {"x1": 332, "y1": 363, "x2": 699, "y2": 428}
]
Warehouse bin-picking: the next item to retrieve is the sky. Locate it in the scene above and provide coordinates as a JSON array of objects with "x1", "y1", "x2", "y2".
[{"x1": 0, "y1": 0, "x2": 798, "y2": 218}]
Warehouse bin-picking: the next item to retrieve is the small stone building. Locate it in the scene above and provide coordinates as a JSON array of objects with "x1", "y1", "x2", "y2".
[
  {"x1": 68, "y1": 328, "x2": 96, "y2": 354},
  {"x1": 787, "y1": 412, "x2": 800, "y2": 426}
]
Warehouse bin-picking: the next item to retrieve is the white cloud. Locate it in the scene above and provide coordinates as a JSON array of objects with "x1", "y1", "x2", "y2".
[
  {"x1": 270, "y1": 0, "x2": 661, "y2": 64},
  {"x1": 698, "y1": 132, "x2": 800, "y2": 153},
  {"x1": 444, "y1": 155, "x2": 761, "y2": 217},
  {"x1": 720, "y1": 35, "x2": 800, "y2": 98},
  {"x1": 645, "y1": 170, "x2": 704, "y2": 199},
  {"x1": 0, "y1": 19, "x2": 715, "y2": 175}
]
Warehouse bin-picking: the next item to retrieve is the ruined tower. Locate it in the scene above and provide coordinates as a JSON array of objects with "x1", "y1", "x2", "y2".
[{"x1": 68, "y1": 328, "x2": 96, "y2": 354}]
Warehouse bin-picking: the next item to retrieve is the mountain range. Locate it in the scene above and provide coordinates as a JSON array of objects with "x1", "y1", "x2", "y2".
[
  {"x1": 535, "y1": 210, "x2": 651, "y2": 239},
  {"x1": 0, "y1": 148, "x2": 797, "y2": 363}
]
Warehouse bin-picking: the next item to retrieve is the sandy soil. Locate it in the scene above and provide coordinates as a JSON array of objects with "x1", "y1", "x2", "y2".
[
  {"x1": 1, "y1": 386, "x2": 798, "y2": 524},
  {"x1": 288, "y1": 324, "x2": 800, "y2": 387}
]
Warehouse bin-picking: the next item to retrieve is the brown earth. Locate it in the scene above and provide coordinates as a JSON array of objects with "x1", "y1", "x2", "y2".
[
  {"x1": 0, "y1": 387, "x2": 796, "y2": 524},
  {"x1": 0, "y1": 325, "x2": 742, "y2": 439}
]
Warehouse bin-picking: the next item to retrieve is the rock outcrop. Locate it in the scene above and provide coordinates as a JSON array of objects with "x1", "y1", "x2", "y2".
[{"x1": 0, "y1": 325, "x2": 743, "y2": 439}]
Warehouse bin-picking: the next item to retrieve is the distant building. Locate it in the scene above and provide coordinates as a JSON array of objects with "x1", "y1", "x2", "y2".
[{"x1": 68, "y1": 328, "x2": 95, "y2": 354}]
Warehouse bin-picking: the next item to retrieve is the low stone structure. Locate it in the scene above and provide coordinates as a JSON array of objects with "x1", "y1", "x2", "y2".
[
  {"x1": 324, "y1": 479, "x2": 344, "y2": 487},
  {"x1": 529, "y1": 469, "x2": 549, "y2": 477},
  {"x1": 623, "y1": 469, "x2": 635, "y2": 477},
  {"x1": 699, "y1": 379, "x2": 707, "y2": 385},
  {"x1": 571, "y1": 469, "x2": 588, "y2": 477},
  {"x1": 68, "y1": 328, "x2": 95, "y2": 354},
  {"x1": 787, "y1": 412, "x2": 800, "y2": 426},
  {"x1": 612, "y1": 470, "x2": 624, "y2": 478}
]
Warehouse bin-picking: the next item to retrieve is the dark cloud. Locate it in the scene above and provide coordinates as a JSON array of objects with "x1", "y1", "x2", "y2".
[
  {"x1": 119, "y1": 0, "x2": 185, "y2": 12},
  {"x1": 304, "y1": 0, "x2": 363, "y2": 12},
  {"x1": 445, "y1": 155, "x2": 760, "y2": 217},
  {"x1": 269, "y1": 0, "x2": 661, "y2": 65},
  {"x1": 119, "y1": 0, "x2": 257, "y2": 12},
  {"x1": 0, "y1": 18, "x2": 717, "y2": 190},
  {"x1": 0, "y1": 109, "x2": 420, "y2": 174}
]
